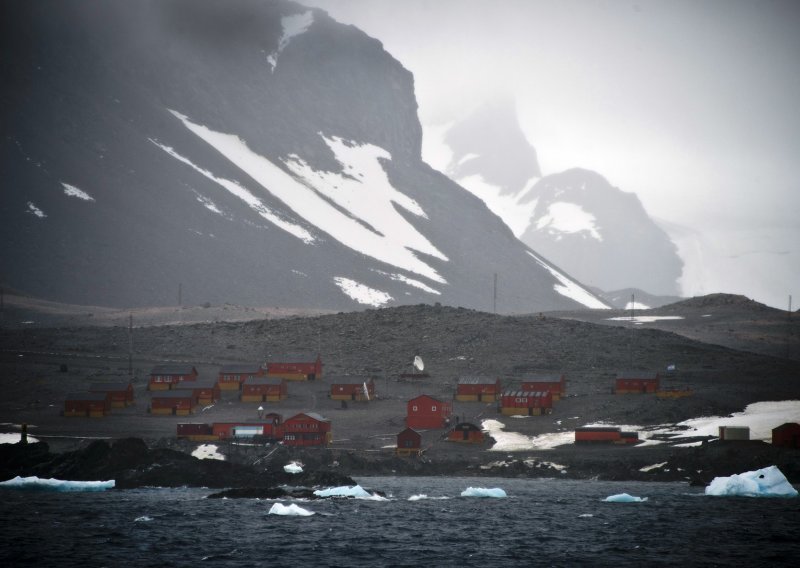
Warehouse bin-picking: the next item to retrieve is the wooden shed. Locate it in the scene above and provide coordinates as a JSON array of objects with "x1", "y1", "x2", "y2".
[
  {"x1": 148, "y1": 364, "x2": 198, "y2": 391},
  {"x1": 88, "y1": 382, "x2": 134, "y2": 408},
  {"x1": 217, "y1": 363, "x2": 264, "y2": 391},
  {"x1": 266, "y1": 353, "x2": 322, "y2": 381},
  {"x1": 614, "y1": 372, "x2": 660, "y2": 394},
  {"x1": 174, "y1": 379, "x2": 221, "y2": 406},
  {"x1": 521, "y1": 374, "x2": 566, "y2": 401},
  {"x1": 240, "y1": 377, "x2": 288, "y2": 402},
  {"x1": 330, "y1": 376, "x2": 375, "y2": 401},
  {"x1": 772, "y1": 423, "x2": 800, "y2": 448},
  {"x1": 396, "y1": 428, "x2": 422, "y2": 456},
  {"x1": 406, "y1": 395, "x2": 452, "y2": 430},
  {"x1": 719, "y1": 425, "x2": 750, "y2": 441},
  {"x1": 176, "y1": 423, "x2": 216, "y2": 441},
  {"x1": 213, "y1": 415, "x2": 283, "y2": 441},
  {"x1": 499, "y1": 390, "x2": 553, "y2": 416},
  {"x1": 455, "y1": 376, "x2": 501, "y2": 402},
  {"x1": 283, "y1": 412, "x2": 332, "y2": 446},
  {"x1": 64, "y1": 392, "x2": 111, "y2": 417},
  {"x1": 447, "y1": 422, "x2": 485, "y2": 444},
  {"x1": 149, "y1": 391, "x2": 197, "y2": 416}
]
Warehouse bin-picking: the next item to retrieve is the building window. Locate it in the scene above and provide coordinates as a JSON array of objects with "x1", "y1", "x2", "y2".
[{"x1": 432, "y1": 405, "x2": 437, "y2": 411}]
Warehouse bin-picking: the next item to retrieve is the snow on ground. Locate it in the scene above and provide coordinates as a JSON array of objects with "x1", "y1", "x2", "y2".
[
  {"x1": 267, "y1": 10, "x2": 314, "y2": 72},
  {"x1": 482, "y1": 419, "x2": 574, "y2": 451},
  {"x1": 61, "y1": 182, "x2": 95, "y2": 201},
  {"x1": 0, "y1": 476, "x2": 114, "y2": 492},
  {"x1": 639, "y1": 462, "x2": 668, "y2": 473},
  {"x1": 526, "y1": 251, "x2": 610, "y2": 309},
  {"x1": 191, "y1": 444, "x2": 225, "y2": 461},
  {"x1": 26, "y1": 202, "x2": 46, "y2": 218},
  {"x1": 269, "y1": 503, "x2": 315, "y2": 516},
  {"x1": 624, "y1": 301, "x2": 651, "y2": 310},
  {"x1": 535, "y1": 201, "x2": 603, "y2": 241},
  {"x1": 333, "y1": 277, "x2": 393, "y2": 307},
  {"x1": 172, "y1": 112, "x2": 446, "y2": 284},
  {"x1": 371, "y1": 270, "x2": 441, "y2": 295},
  {"x1": 705, "y1": 465, "x2": 798, "y2": 498},
  {"x1": 151, "y1": 138, "x2": 314, "y2": 243},
  {"x1": 455, "y1": 174, "x2": 539, "y2": 237},
  {"x1": 606, "y1": 315, "x2": 684, "y2": 324},
  {"x1": 666, "y1": 400, "x2": 800, "y2": 442},
  {"x1": 190, "y1": 189, "x2": 224, "y2": 216},
  {"x1": 0, "y1": 432, "x2": 39, "y2": 444}
]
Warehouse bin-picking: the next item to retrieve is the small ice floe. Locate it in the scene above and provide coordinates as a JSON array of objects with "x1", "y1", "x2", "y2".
[
  {"x1": 603, "y1": 493, "x2": 648, "y2": 503},
  {"x1": 0, "y1": 476, "x2": 114, "y2": 492},
  {"x1": 705, "y1": 465, "x2": 798, "y2": 498},
  {"x1": 192, "y1": 444, "x2": 225, "y2": 461},
  {"x1": 407, "y1": 494, "x2": 449, "y2": 501},
  {"x1": 460, "y1": 487, "x2": 507, "y2": 498},
  {"x1": 313, "y1": 485, "x2": 387, "y2": 500},
  {"x1": 578, "y1": 513, "x2": 594, "y2": 518},
  {"x1": 268, "y1": 503, "x2": 315, "y2": 516},
  {"x1": 283, "y1": 461, "x2": 303, "y2": 474},
  {"x1": 134, "y1": 516, "x2": 154, "y2": 522}
]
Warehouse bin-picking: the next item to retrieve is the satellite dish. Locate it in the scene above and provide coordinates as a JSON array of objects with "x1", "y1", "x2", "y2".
[{"x1": 413, "y1": 356, "x2": 424, "y2": 371}]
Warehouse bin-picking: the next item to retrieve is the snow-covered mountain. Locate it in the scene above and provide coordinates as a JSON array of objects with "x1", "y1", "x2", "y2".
[
  {"x1": 1, "y1": 0, "x2": 609, "y2": 313},
  {"x1": 439, "y1": 101, "x2": 683, "y2": 296}
]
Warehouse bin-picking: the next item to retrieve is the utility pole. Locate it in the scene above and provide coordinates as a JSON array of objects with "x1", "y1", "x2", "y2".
[
  {"x1": 128, "y1": 313, "x2": 133, "y2": 377},
  {"x1": 178, "y1": 283, "x2": 182, "y2": 307}
]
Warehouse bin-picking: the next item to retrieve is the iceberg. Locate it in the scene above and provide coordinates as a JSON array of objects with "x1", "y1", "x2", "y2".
[
  {"x1": 603, "y1": 493, "x2": 647, "y2": 503},
  {"x1": 460, "y1": 487, "x2": 507, "y2": 498},
  {"x1": 313, "y1": 485, "x2": 377, "y2": 499},
  {"x1": 283, "y1": 462, "x2": 303, "y2": 474},
  {"x1": 0, "y1": 476, "x2": 115, "y2": 492},
  {"x1": 268, "y1": 503, "x2": 315, "y2": 516},
  {"x1": 705, "y1": 465, "x2": 798, "y2": 497}
]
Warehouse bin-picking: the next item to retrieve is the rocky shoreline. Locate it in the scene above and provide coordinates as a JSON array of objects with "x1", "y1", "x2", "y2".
[{"x1": 2, "y1": 437, "x2": 798, "y2": 493}]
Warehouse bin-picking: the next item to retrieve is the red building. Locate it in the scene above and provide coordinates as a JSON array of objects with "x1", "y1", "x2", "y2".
[
  {"x1": 396, "y1": 428, "x2": 422, "y2": 456},
  {"x1": 575, "y1": 426, "x2": 639, "y2": 444},
  {"x1": 240, "y1": 377, "x2": 288, "y2": 402},
  {"x1": 772, "y1": 423, "x2": 800, "y2": 448},
  {"x1": 174, "y1": 379, "x2": 221, "y2": 406},
  {"x1": 330, "y1": 376, "x2": 375, "y2": 401},
  {"x1": 218, "y1": 363, "x2": 264, "y2": 391},
  {"x1": 499, "y1": 390, "x2": 553, "y2": 416},
  {"x1": 521, "y1": 374, "x2": 566, "y2": 401},
  {"x1": 148, "y1": 364, "x2": 198, "y2": 391},
  {"x1": 614, "y1": 372, "x2": 660, "y2": 394},
  {"x1": 455, "y1": 376, "x2": 501, "y2": 402},
  {"x1": 176, "y1": 423, "x2": 216, "y2": 441},
  {"x1": 406, "y1": 395, "x2": 452, "y2": 429},
  {"x1": 88, "y1": 382, "x2": 134, "y2": 408},
  {"x1": 266, "y1": 353, "x2": 322, "y2": 381},
  {"x1": 283, "y1": 412, "x2": 332, "y2": 446},
  {"x1": 213, "y1": 415, "x2": 283, "y2": 440},
  {"x1": 150, "y1": 391, "x2": 197, "y2": 416},
  {"x1": 447, "y1": 422, "x2": 485, "y2": 444},
  {"x1": 64, "y1": 392, "x2": 111, "y2": 417}
]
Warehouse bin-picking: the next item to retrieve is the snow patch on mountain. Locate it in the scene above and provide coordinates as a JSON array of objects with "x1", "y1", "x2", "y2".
[
  {"x1": 26, "y1": 202, "x2": 46, "y2": 218},
  {"x1": 170, "y1": 110, "x2": 447, "y2": 284},
  {"x1": 333, "y1": 277, "x2": 392, "y2": 307},
  {"x1": 535, "y1": 202, "x2": 602, "y2": 241},
  {"x1": 372, "y1": 270, "x2": 441, "y2": 295},
  {"x1": 61, "y1": 183, "x2": 94, "y2": 202},
  {"x1": 267, "y1": 10, "x2": 314, "y2": 72},
  {"x1": 456, "y1": 174, "x2": 539, "y2": 237},
  {"x1": 150, "y1": 137, "x2": 315, "y2": 244},
  {"x1": 190, "y1": 190, "x2": 224, "y2": 216},
  {"x1": 526, "y1": 251, "x2": 610, "y2": 309}
]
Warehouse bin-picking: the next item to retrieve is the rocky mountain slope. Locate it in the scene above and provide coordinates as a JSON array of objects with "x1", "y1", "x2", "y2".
[{"x1": 1, "y1": 0, "x2": 608, "y2": 313}]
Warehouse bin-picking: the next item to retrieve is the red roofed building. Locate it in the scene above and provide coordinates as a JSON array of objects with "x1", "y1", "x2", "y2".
[
  {"x1": 447, "y1": 422, "x2": 485, "y2": 444},
  {"x1": 88, "y1": 382, "x2": 134, "y2": 408},
  {"x1": 455, "y1": 376, "x2": 502, "y2": 402},
  {"x1": 174, "y1": 379, "x2": 221, "y2": 406},
  {"x1": 266, "y1": 353, "x2": 322, "y2": 381},
  {"x1": 406, "y1": 395, "x2": 452, "y2": 429},
  {"x1": 772, "y1": 423, "x2": 800, "y2": 448},
  {"x1": 330, "y1": 376, "x2": 375, "y2": 401},
  {"x1": 148, "y1": 364, "x2": 198, "y2": 391},
  {"x1": 615, "y1": 372, "x2": 660, "y2": 394},
  {"x1": 521, "y1": 374, "x2": 566, "y2": 401},
  {"x1": 150, "y1": 391, "x2": 197, "y2": 416},
  {"x1": 64, "y1": 392, "x2": 111, "y2": 417},
  {"x1": 240, "y1": 377, "x2": 288, "y2": 402},
  {"x1": 499, "y1": 390, "x2": 553, "y2": 416},
  {"x1": 217, "y1": 363, "x2": 264, "y2": 391},
  {"x1": 396, "y1": 428, "x2": 422, "y2": 456},
  {"x1": 283, "y1": 412, "x2": 332, "y2": 446}
]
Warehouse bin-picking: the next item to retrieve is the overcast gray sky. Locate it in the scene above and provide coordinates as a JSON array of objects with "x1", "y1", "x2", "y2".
[{"x1": 308, "y1": 0, "x2": 799, "y2": 308}]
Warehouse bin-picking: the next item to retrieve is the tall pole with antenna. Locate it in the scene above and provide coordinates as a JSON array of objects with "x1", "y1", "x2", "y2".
[
  {"x1": 128, "y1": 313, "x2": 133, "y2": 377},
  {"x1": 493, "y1": 273, "x2": 498, "y2": 314}
]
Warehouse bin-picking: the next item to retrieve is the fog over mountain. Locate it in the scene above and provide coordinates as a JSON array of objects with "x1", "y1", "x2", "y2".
[
  {"x1": 309, "y1": 0, "x2": 800, "y2": 310},
  {"x1": 1, "y1": 0, "x2": 610, "y2": 313}
]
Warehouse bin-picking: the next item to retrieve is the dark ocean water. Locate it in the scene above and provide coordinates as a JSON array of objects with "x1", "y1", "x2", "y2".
[{"x1": 1, "y1": 477, "x2": 798, "y2": 567}]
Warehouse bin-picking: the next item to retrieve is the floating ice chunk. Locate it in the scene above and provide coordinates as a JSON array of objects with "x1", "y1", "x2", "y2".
[
  {"x1": 0, "y1": 476, "x2": 114, "y2": 492},
  {"x1": 603, "y1": 493, "x2": 647, "y2": 503},
  {"x1": 408, "y1": 494, "x2": 449, "y2": 501},
  {"x1": 705, "y1": 465, "x2": 798, "y2": 498},
  {"x1": 314, "y1": 485, "x2": 372, "y2": 499},
  {"x1": 283, "y1": 462, "x2": 303, "y2": 474},
  {"x1": 134, "y1": 516, "x2": 154, "y2": 522},
  {"x1": 460, "y1": 487, "x2": 507, "y2": 498},
  {"x1": 578, "y1": 513, "x2": 594, "y2": 518},
  {"x1": 268, "y1": 503, "x2": 315, "y2": 516}
]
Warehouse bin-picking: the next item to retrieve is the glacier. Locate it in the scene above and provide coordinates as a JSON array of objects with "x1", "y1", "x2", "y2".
[
  {"x1": 0, "y1": 476, "x2": 114, "y2": 492},
  {"x1": 705, "y1": 466, "x2": 798, "y2": 498}
]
